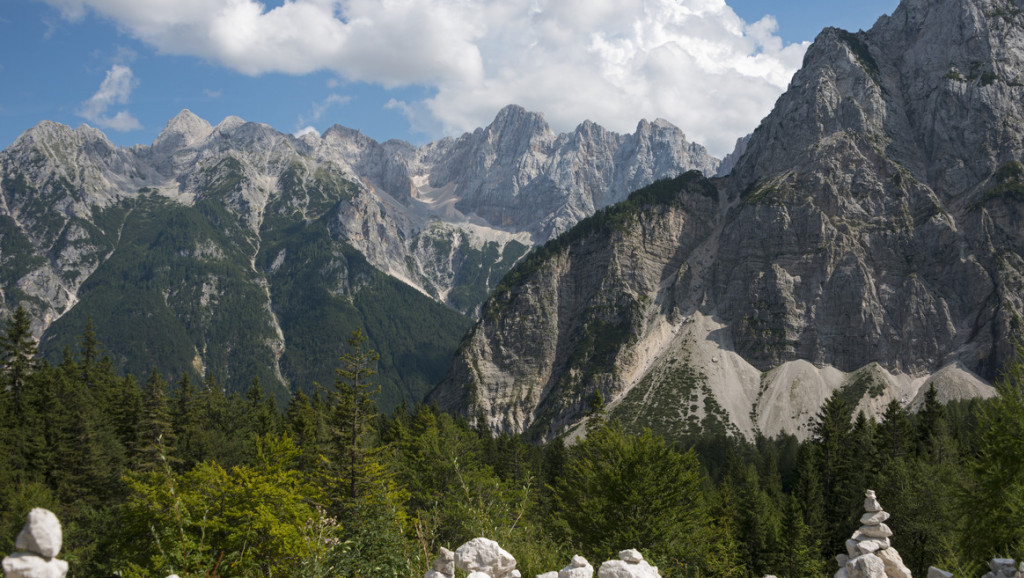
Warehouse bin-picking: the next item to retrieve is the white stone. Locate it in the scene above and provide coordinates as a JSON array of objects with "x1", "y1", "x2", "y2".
[
  {"x1": 927, "y1": 567, "x2": 954, "y2": 578},
  {"x1": 857, "y1": 524, "x2": 893, "y2": 539},
  {"x1": 876, "y1": 547, "x2": 912, "y2": 578},
  {"x1": 468, "y1": 573, "x2": 492, "y2": 578},
  {"x1": 846, "y1": 554, "x2": 886, "y2": 578},
  {"x1": 846, "y1": 539, "x2": 861, "y2": 558},
  {"x1": 456, "y1": 538, "x2": 517, "y2": 578},
  {"x1": 538, "y1": 573, "x2": 559, "y2": 578},
  {"x1": 856, "y1": 540, "x2": 882, "y2": 555},
  {"x1": 860, "y1": 511, "x2": 890, "y2": 525},
  {"x1": 432, "y1": 546, "x2": 455, "y2": 575},
  {"x1": 511, "y1": 571, "x2": 522, "y2": 578},
  {"x1": 426, "y1": 571, "x2": 448, "y2": 578},
  {"x1": 864, "y1": 498, "x2": 883, "y2": 513},
  {"x1": 619, "y1": 550, "x2": 643, "y2": 564},
  {"x1": 597, "y1": 559, "x2": 661, "y2": 578},
  {"x1": 865, "y1": 490, "x2": 876, "y2": 499},
  {"x1": 835, "y1": 568, "x2": 850, "y2": 578},
  {"x1": 559, "y1": 555, "x2": 594, "y2": 578},
  {"x1": 2, "y1": 552, "x2": 69, "y2": 578},
  {"x1": 14, "y1": 509, "x2": 63, "y2": 559},
  {"x1": 837, "y1": 554, "x2": 849, "y2": 567}
]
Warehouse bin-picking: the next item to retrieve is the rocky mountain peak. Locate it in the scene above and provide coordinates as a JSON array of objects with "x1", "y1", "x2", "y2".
[
  {"x1": 153, "y1": 109, "x2": 213, "y2": 151},
  {"x1": 487, "y1": 104, "x2": 554, "y2": 141}
]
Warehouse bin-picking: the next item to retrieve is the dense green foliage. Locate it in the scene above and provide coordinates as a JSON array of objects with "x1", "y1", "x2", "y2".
[{"x1": 2, "y1": 312, "x2": 1023, "y2": 577}]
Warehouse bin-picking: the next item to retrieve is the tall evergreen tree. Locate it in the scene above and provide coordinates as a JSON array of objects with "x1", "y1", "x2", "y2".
[
  {"x1": 136, "y1": 367, "x2": 174, "y2": 470},
  {"x1": 0, "y1": 306, "x2": 39, "y2": 417},
  {"x1": 330, "y1": 328, "x2": 382, "y2": 505},
  {"x1": 810, "y1": 391, "x2": 855, "y2": 552}
]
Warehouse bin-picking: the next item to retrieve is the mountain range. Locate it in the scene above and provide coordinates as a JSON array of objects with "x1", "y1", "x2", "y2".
[
  {"x1": 4, "y1": 0, "x2": 1019, "y2": 440},
  {"x1": 430, "y1": 0, "x2": 1022, "y2": 441},
  {"x1": 0, "y1": 103, "x2": 715, "y2": 409}
]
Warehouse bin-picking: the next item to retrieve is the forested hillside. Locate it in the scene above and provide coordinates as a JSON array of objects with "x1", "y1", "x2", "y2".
[{"x1": 1, "y1": 309, "x2": 1022, "y2": 577}]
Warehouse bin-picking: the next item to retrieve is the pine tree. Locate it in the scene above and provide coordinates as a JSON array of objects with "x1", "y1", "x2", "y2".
[
  {"x1": 330, "y1": 328, "x2": 381, "y2": 504},
  {"x1": 136, "y1": 367, "x2": 174, "y2": 471},
  {"x1": 876, "y1": 399, "x2": 911, "y2": 462},
  {"x1": 810, "y1": 391, "x2": 855, "y2": 552},
  {"x1": 0, "y1": 306, "x2": 39, "y2": 418},
  {"x1": 960, "y1": 347, "x2": 1024, "y2": 563}
]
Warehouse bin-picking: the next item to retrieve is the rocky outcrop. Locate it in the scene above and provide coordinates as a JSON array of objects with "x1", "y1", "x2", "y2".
[
  {"x1": 2, "y1": 508, "x2": 68, "y2": 578},
  {"x1": 433, "y1": 0, "x2": 1017, "y2": 441}
]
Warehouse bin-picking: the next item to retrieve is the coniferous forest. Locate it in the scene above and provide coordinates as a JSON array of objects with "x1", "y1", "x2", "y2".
[{"x1": 1, "y1": 306, "x2": 1023, "y2": 578}]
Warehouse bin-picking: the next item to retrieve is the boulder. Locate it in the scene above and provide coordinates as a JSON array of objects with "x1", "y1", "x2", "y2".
[
  {"x1": 456, "y1": 538, "x2": 517, "y2": 578},
  {"x1": 597, "y1": 559, "x2": 661, "y2": 578},
  {"x1": 14, "y1": 509, "x2": 62, "y2": 559},
  {"x1": 559, "y1": 555, "x2": 594, "y2": 578},
  {"x1": 468, "y1": 573, "x2": 492, "y2": 578},
  {"x1": 431, "y1": 546, "x2": 455, "y2": 576},
  {"x1": 927, "y1": 567, "x2": 953, "y2": 578},
  {"x1": 876, "y1": 547, "x2": 912, "y2": 578},
  {"x1": 845, "y1": 554, "x2": 886, "y2": 578},
  {"x1": 619, "y1": 550, "x2": 643, "y2": 564},
  {"x1": 537, "y1": 573, "x2": 559, "y2": 578},
  {"x1": 1, "y1": 552, "x2": 69, "y2": 578}
]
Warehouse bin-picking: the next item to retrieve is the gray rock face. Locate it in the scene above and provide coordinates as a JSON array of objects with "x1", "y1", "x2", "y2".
[{"x1": 432, "y1": 0, "x2": 1020, "y2": 441}]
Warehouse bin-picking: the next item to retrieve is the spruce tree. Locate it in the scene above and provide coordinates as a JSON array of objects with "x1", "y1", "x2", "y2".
[
  {"x1": 0, "y1": 306, "x2": 39, "y2": 417},
  {"x1": 330, "y1": 328, "x2": 381, "y2": 504},
  {"x1": 136, "y1": 367, "x2": 174, "y2": 471}
]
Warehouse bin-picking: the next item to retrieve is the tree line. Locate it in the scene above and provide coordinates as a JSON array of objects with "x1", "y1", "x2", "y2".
[{"x1": 1, "y1": 306, "x2": 1023, "y2": 577}]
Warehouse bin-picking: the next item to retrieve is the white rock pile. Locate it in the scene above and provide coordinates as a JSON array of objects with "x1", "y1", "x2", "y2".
[
  {"x1": 597, "y1": 549, "x2": 661, "y2": 578},
  {"x1": 1, "y1": 508, "x2": 69, "y2": 578},
  {"x1": 426, "y1": 546, "x2": 456, "y2": 578},
  {"x1": 836, "y1": 490, "x2": 912, "y2": 578},
  {"x1": 559, "y1": 555, "x2": 594, "y2": 578}
]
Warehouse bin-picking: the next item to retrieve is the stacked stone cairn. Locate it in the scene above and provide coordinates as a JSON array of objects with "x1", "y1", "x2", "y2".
[
  {"x1": 596, "y1": 549, "x2": 661, "y2": 578},
  {"x1": 836, "y1": 490, "x2": 912, "y2": 578},
  {"x1": 1, "y1": 508, "x2": 69, "y2": 578},
  {"x1": 425, "y1": 537, "x2": 522, "y2": 578}
]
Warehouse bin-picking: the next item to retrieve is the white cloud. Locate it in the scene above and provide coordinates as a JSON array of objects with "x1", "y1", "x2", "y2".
[
  {"x1": 294, "y1": 126, "x2": 319, "y2": 138},
  {"x1": 47, "y1": 0, "x2": 807, "y2": 155},
  {"x1": 77, "y1": 64, "x2": 143, "y2": 131},
  {"x1": 297, "y1": 93, "x2": 352, "y2": 131}
]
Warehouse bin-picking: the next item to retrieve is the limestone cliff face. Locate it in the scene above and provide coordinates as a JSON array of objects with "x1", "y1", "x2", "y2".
[{"x1": 432, "y1": 0, "x2": 1016, "y2": 441}]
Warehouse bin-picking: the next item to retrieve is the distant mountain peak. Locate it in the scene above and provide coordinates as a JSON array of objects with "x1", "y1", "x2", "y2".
[{"x1": 154, "y1": 109, "x2": 212, "y2": 150}]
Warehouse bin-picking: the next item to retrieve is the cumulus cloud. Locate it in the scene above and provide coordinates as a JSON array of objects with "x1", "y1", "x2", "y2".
[
  {"x1": 47, "y1": 0, "x2": 807, "y2": 155},
  {"x1": 77, "y1": 64, "x2": 143, "y2": 131}
]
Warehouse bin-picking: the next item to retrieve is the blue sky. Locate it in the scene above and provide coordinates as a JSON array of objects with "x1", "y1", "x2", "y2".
[{"x1": 1, "y1": 0, "x2": 898, "y2": 157}]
